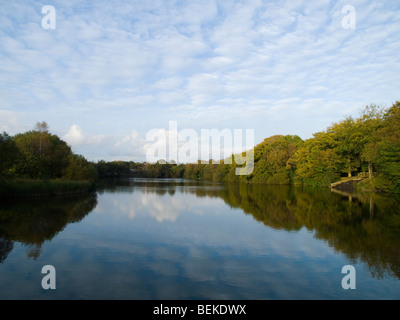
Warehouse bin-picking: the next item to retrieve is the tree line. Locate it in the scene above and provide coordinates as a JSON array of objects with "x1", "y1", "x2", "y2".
[
  {"x1": 133, "y1": 101, "x2": 400, "y2": 193},
  {"x1": 0, "y1": 121, "x2": 98, "y2": 183},
  {"x1": 1, "y1": 101, "x2": 399, "y2": 193}
]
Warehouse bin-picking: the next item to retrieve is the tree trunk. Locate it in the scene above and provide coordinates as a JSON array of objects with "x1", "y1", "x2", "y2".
[
  {"x1": 368, "y1": 161, "x2": 373, "y2": 180},
  {"x1": 347, "y1": 159, "x2": 352, "y2": 177}
]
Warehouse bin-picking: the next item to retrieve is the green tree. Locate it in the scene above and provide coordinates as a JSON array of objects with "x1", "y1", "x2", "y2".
[
  {"x1": 0, "y1": 132, "x2": 20, "y2": 179},
  {"x1": 373, "y1": 101, "x2": 400, "y2": 192},
  {"x1": 250, "y1": 135, "x2": 302, "y2": 184},
  {"x1": 34, "y1": 121, "x2": 49, "y2": 159},
  {"x1": 64, "y1": 154, "x2": 98, "y2": 182},
  {"x1": 328, "y1": 117, "x2": 363, "y2": 177},
  {"x1": 13, "y1": 130, "x2": 46, "y2": 178},
  {"x1": 326, "y1": 106, "x2": 384, "y2": 179},
  {"x1": 289, "y1": 130, "x2": 341, "y2": 186},
  {"x1": 95, "y1": 160, "x2": 131, "y2": 178},
  {"x1": 358, "y1": 104, "x2": 385, "y2": 179},
  {"x1": 13, "y1": 123, "x2": 73, "y2": 179},
  {"x1": 170, "y1": 163, "x2": 185, "y2": 178}
]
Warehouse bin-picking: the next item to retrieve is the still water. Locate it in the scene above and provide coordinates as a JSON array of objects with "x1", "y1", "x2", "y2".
[{"x1": 0, "y1": 178, "x2": 399, "y2": 300}]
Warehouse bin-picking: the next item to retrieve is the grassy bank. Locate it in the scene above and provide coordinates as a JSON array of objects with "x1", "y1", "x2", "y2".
[
  {"x1": 0, "y1": 179, "x2": 96, "y2": 198},
  {"x1": 356, "y1": 175, "x2": 399, "y2": 194}
]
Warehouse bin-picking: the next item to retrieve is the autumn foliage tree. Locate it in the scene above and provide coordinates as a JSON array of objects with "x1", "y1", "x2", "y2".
[
  {"x1": 4, "y1": 100, "x2": 398, "y2": 193},
  {"x1": 3, "y1": 122, "x2": 97, "y2": 182},
  {"x1": 130, "y1": 101, "x2": 399, "y2": 193},
  {"x1": 370, "y1": 101, "x2": 400, "y2": 192},
  {"x1": 287, "y1": 130, "x2": 340, "y2": 186},
  {"x1": 13, "y1": 122, "x2": 71, "y2": 179}
]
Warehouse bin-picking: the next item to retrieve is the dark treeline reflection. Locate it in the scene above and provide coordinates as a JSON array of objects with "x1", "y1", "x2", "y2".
[
  {"x1": 121, "y1": 178, "x2": 400, "y2": 280},
  {"x1": 0, "y1": 194, "x2": 97, "y2": 261},
  {"x1": 204, "y1": 183, "x2": 400, "y2": 280}
]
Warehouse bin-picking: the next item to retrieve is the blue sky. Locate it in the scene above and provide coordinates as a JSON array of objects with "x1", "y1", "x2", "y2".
[{"x1": 1, "y1": 0, "x2": 399, "y2": 162}]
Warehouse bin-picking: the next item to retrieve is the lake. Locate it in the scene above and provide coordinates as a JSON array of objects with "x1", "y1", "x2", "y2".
[{"x1": 0, "y1": 178, "x2": 399, "y2": 300}]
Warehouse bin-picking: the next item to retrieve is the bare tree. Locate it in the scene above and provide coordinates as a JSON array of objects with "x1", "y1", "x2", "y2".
[{"x1": 34, "y1": 121, "x2": 49, "y2": 158}]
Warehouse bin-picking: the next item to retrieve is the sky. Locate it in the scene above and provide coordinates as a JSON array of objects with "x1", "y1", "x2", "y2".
[{"x1": 1, "y1": 0, "x2": 399, "y2": 162}]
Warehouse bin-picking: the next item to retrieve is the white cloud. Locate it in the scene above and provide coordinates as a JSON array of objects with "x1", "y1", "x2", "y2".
[
  {"x1": 63, "y1": 124, "x2": 85, "y2": 146},
  {"x1": 62, "y1": 124, "x2": 115, "y2": 158},
  {"x1": 0, "y1": 0, "x2": 399, "y2": 161}
]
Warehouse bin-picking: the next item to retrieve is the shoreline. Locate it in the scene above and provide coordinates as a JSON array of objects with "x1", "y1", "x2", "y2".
[{"x1": 0, "y1": 179, "x2": 96, "y2": 199}]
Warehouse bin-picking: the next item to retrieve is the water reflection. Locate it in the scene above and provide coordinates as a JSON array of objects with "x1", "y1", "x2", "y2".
[
  {"x1": 0, "y1": 237, "x2": 13, "y2": 263},
  {"x1": 189, "y1": 182, "x2": 400, "y2": 280},
  {"x1": 107, "y1": 179, "x2": 400, "y2": 280},
  {"x1": 0, "y1": 178, "x2": 399, "y2": 299},
  {"x1": 0, "y1": 193, "x2": 98, "y2": 262}
]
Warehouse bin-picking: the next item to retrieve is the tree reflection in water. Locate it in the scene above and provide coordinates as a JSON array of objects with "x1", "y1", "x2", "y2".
[
  {"x1": 1, "y1": 178, "x2": 399, "y2": 281},
  {"x1": 189, "y1": 182, "x2": 400, "y2": 280},
  {"x1": 0, "y1": 193, "x2": 97, "y2": 261},
  {"x1": 105, "y1": 178, "x2": 400, "y2": 280}
]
